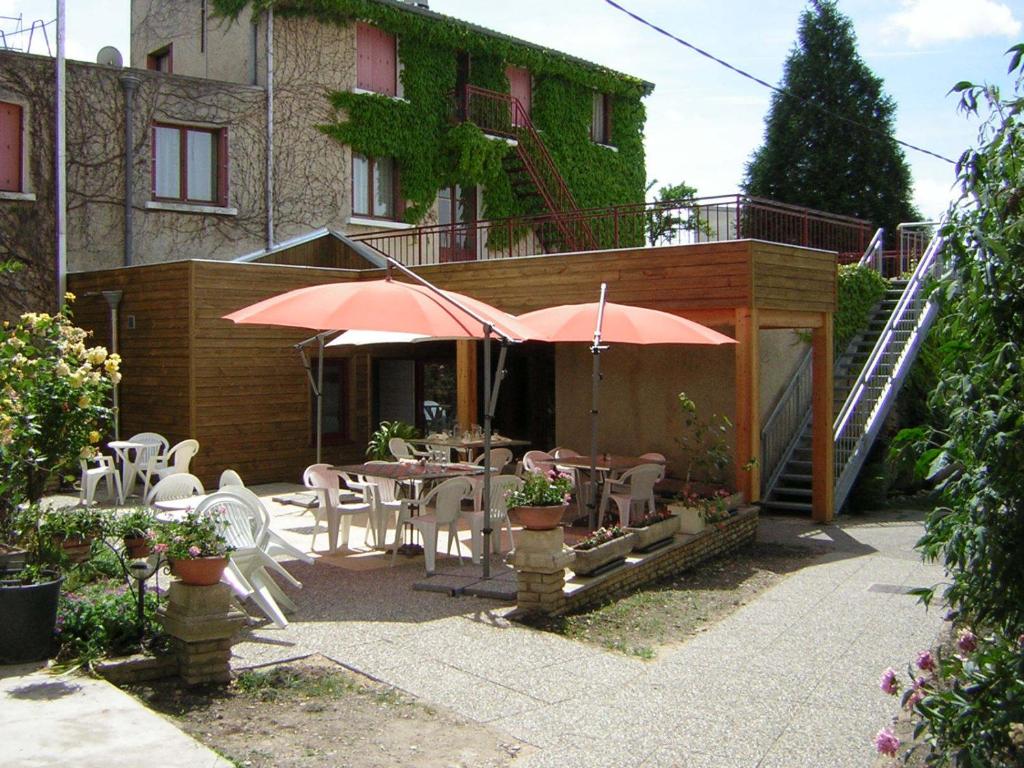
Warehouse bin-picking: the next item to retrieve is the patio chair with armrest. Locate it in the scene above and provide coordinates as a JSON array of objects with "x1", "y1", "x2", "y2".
[
  {"x1": 388, "y1": 437, "x2": 429, "y2": 461},
  {"x1": 522, "y1": 450, "x2": 556, "y2": 475},
  {"x1": 390, "y1": 476, "x2": 473, "y2": 574},
  {"x1": 142, "y1": 439, "x2": 199, "y2": 500},
  {"x1": 303, "y1": 464, "x2": 372, "y2": 552},
  {"x1": 363, "y1": 476, "x2": 402, "y2": 549},
  {"x1": 121, "y1": 432, "x2": 168, "y2": 498},
  {"x1": 216, "y1": 479, "x2": 313, "y2": 566},
  {"x1": 195, "y1": 491, "x2": 296, "y2": 629},
  {"x1": 145, "y1": 473, "x2": 205, "y2": 506},
  {"x1": 79, "y1": 454, "x2": 123, "y2": 506},
  {"x1": 218, "y1": 469, "x2": 245, "y2": 489},
  {"x1": 468, "y1": 447, "x2": 513, "y2": 508},
  {"x1": 598, "y1": 462, "x2": 665, "y2": 527},
  {"x1": 463, "y1": 474, "x2": 523, "y2": 564}
]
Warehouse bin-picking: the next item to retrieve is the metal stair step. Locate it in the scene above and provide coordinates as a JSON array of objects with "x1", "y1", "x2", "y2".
[
  {"x1": 773, "y1": 486, "x2": 812, "y2": 498},
  {"x1": 764, "y1": 500, "x2": 813, "y2": 512},
  {"x1": 781, "y1": 473, "x2": 813, "y2": 483}
]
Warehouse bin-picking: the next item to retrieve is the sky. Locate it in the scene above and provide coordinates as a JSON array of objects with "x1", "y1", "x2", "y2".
[{"x1": 1, "y1": 0, "x2": 1021, "y2": 219}]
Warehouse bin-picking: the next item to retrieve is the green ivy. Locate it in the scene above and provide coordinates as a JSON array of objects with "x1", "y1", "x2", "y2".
[
  {"x1": 214, "y1": 0, "x2": 648, "y2": 227},
  {"x1": 835, "y1": 264, "x2": 888, "y2": 355}
]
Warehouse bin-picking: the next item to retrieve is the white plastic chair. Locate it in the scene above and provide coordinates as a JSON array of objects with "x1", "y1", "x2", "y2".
[
  {"x1": 79, "y1": 455, "x2": 123, "y2": 506},
  {"x1": 142, "y1": 439, "x2": 199, "y2": 500},
  {"x1": 218, "y1": 469, "x2": 245, "y2": 489},
  {"x1": 364, "y1": 476, "x2": 402, "y2": 549},
  {"x1": 195, "y1": 491, "x2": 295, "y2": 629},
  {"x1": 468, "y1": 448, "x2": 513, "y2": 507},
  {"x1": 522, "y1": 450, "x2": 555, "y2": 474},
  {"x1": 391, "y1": 476, "x2": 473, "y2": 573},
  {"x1": 121, "y1": 432, "x2": 168, "y2": 497},
  {"x1": 388, "y1": 437, "x2": 428, "y2": 461},
  {"x1": 303, "y1": 464, "x2": 372, "y2": 552},
  {"x1": 598, "y1": 463, "x2": 665, "y2": 527},
  {"x1": 463, "y1": 474, "x2": 522, "y2": 564},
  {"x1": 146, "y1": 473, "x2": 205, "y2": 506},
  {"x1": 217, "y1": 485, "x2": 313, "y2": 567}
]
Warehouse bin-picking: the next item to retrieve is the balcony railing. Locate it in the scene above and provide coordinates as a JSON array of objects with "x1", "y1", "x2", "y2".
[{"x1": 350, "y1": 194, "x2": 873, "y2": 267}]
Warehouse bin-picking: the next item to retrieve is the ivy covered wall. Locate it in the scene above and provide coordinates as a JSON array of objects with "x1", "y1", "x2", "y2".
[{"x1": 214, "y1": 0, "x2": 650, "y2": 225}]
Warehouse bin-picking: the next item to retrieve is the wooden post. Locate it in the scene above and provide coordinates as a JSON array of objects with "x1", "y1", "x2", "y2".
[
  {"x1": 734, "y1": 308, "x2": 761, "y2": 502},
  {"x1": 456, "y1": 340, "x2": 478, "y2": 431},
  {"x1": 811, "y1": 315, "x2": 834, "y2": 522}
]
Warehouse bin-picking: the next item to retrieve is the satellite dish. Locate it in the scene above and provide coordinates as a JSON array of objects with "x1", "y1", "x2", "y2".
[{"x1": 96, "y1": 46, "x2": 124, "y2": 68}]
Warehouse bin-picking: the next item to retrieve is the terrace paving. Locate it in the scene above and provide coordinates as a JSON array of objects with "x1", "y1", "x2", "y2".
[{"x1": 0, "y1": 486, "x2": 945, "y2": 767}]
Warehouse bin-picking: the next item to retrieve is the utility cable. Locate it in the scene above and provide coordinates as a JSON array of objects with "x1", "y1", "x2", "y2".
[{"x1": 602, "y1": 0, "x2": 957, "y2": 165}]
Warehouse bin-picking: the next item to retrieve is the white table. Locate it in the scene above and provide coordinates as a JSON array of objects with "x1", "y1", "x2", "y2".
[
  {"x1": 151, "y1": 494, "x2": 210, "y2": 523},
  {"x1": 108, "y1": 440, "x2": 148, "y2": 503}
]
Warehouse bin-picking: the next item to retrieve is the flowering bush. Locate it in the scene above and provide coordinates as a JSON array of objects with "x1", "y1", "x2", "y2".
[
  {"x1": 506, "y1": 469, "x2": 574, "y2": 508},
  {"x1": 0, "y1": 296, "x2": 119, "y2": 529},
  {"x1": 153, "y1": 510, "x2": 232, "y2": 561},
  {"x1": 573, "y1": 526, "x2": 628, "y2": 551}
]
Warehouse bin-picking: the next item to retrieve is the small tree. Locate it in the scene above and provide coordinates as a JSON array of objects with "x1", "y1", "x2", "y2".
[
  {"x1": 0, "y1": 295, "x2": 119, "y2": 530},
  {"x1": 645, "y1": 180, "x2": 711, "y2": 246},
  {"x1": 743, "y1": 0, "x2": 918, "y2": 239}
]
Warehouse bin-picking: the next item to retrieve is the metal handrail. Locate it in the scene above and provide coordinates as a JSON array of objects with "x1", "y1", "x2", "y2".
[
  {"x1": 832, "y1": 231, "x2": 945, "y2": 510},
  {"x1": 858, "y1": 227, "x2": 885, "y2": 270}
]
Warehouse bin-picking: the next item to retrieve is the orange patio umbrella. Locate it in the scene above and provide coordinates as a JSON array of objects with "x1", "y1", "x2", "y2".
[
  {"x1": 516, "y1": 284, "x2": 736, "y2": 527},
  {"x1": 224, "y1": 270, "x2": 532, "y2": 578}
]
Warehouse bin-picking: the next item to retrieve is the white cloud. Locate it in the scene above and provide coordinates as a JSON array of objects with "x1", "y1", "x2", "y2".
[{"x1": 886, "y1": 0, "x2": 1021, "y2": 48}]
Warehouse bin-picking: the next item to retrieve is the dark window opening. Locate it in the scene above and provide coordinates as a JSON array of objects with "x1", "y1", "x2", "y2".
[
  {"x1": 147, "y1": 45, "x2": 173, "y2": 73},
  {"x1": 313, "y1": 358, "x2": 350, "y2": 445}
]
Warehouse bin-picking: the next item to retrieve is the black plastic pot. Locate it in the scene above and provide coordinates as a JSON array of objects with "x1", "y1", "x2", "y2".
[{"x1": 0, "y1": 571, "x2": 63, "y2": 664}]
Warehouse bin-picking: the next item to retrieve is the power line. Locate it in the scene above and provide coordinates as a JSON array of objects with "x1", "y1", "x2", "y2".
[{"x1": 602, "y1": 0, "x2": 957, "y2": 165}]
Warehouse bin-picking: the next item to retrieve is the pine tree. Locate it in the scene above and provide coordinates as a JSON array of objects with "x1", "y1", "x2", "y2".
[{"x1": 743, "y1": 0, "x2": 918, "y2": 239}]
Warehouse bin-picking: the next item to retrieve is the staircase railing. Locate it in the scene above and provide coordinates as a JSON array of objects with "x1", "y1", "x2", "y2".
[
  {"x1": 759, "y1": 227, "x2": 884, "y2": 500},
  {"x1": 461, "y1": 85, "x2": 598, "y2": 251},
  {"x1": 832, "y1": 230, "x2": 945, "y2": 511}
]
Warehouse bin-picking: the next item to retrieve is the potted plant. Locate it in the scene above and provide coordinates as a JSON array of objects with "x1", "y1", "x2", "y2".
[
  {"x1": 114, "y1": 508, "x2": 156, "y2": 558},
  {"x1": 571, "y1": 526, "x2": 635, "y2": 576},
  {"x1": 625, "y1": 507, "x2": 680, "y2": 551},
  {"x1": 506, "y1": 469, "x2": 574, "y2": 531},
  {"x1": 668, "y1": 489, "x2": 731, "y2": 534},
  {"x1": 365, "y1": 420, "x2": 419, "y2": 461},
  {"x1": 154, "y1": 510, "x2": 233, "y2": 586},
  {"x1": 39, "y1": 506, "x2": 110, "y2": 564}
]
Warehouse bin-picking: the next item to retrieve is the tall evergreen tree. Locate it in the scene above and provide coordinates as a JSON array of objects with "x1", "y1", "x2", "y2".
[{"x1": 743, "y1": 0, "x2": 918, "y2": 239}]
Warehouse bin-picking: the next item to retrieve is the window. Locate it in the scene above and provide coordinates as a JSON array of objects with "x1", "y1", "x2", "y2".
[
  {"x1": 147, "y1": 45, "x2": 172, "y2": 73},
  {"x1": 313, "y1": 359, "x2": 350, "y2": 444},
  {"x1": 151, "y1": 123, "x2": 226, "y2": 206},
  {"x1": 356, "y1": 23, "x2": 397, "y2": 96},
  {"x1": 590, "y1": 92, "x2": 611, "y2": 145},
  {"x1": 438, "y1": 185, "x2": 477, "y2": 262},
  {"x1": 352, "y1": 153, "x2": 399, "y2": 219},
  {"x1": 0, "y1": 101, "x2": 23, "y2": 193}
]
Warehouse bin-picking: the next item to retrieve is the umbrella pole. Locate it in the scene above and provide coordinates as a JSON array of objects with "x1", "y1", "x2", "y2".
[
  {"x1": 316, "y1": 333, "x2": 324, "y2": 464},
  {"x1": 482, "y1": 330, "x2": 493, "y2": 579},
  {"x1": 589, "y1": 283, "x2": 609, "y2": 530}
]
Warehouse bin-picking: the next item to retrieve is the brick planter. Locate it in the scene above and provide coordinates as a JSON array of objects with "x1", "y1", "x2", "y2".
[
  {"x1": 571, "y1": 532, "x2": 636, "y2": 577},
  {"x1": 626, "y1": 515, "x2": 680, "y2": 551}
]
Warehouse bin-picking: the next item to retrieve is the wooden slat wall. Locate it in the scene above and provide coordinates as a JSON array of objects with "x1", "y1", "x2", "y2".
[
  {"x1": 189, "y1": 261, "x2": 368, "y2": 486},
  {"x1": 751, "y1": 243, "x2": 836, "y2": 313},
  {"x1": 68, "y1": 262, "x2": 192, "y2": 449},
  {"x1": 256, "y1": 237, "x2": 378, "y2": 270}
]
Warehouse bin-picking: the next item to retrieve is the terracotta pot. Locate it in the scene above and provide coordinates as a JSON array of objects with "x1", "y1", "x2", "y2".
[
  {"x1": 626, "y1": 514, "x2": 680, "y2": 550},
  {"x1": 60, "y1": 536, "x2": 94, "y2": 564},
  {"x1": 571, "y1": 532, "x2": 636, "y2": 576},
  {"x1": 511, "y1": 504, "x2": 567, "y2": 531},
  {"x1": 170, "y1": 556, "x2": 229, "y2": 586},
  {"x1": 668, "y1": 504, "x2": 706, "y2": 535},
  {"x1": 123, "y1": 537, "x2": 153, "y2": 559}
]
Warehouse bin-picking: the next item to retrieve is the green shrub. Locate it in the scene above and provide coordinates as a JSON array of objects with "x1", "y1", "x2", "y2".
[
  {"x1": 56, "y1": 579, "x2": 161, "y2": 665},
  {"x1": 835, "y1": 263, "x2": 888, "y2": 355}
]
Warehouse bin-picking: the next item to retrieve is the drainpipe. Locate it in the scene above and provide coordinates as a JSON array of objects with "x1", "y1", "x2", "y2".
[
  {"x1": 264, "y1": 8, "x2": 275, "y2": 251},
  {"x1": 102, "y1": 290, "x2": 124, "y2": 439},
  {"x1": 55, "y1": 0, "x2": 67, "y2": 307},
  {"x1": 119, "y1": 74, "x2": 141, "y2": 266}
]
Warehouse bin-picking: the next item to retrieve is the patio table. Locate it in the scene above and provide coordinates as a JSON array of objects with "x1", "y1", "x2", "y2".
[
  {"x1": 552, "y1": 454, "x2": 665, "y2": 473},
  {"x1": 333, "y1": 461, "x2": 487, "y2": 483},
  {"x1": 407, "y1": 434, "x2": 530, "y2": 462},
  {"x1": 108, "y1": 439, "x2": 150, "y2": 502}
]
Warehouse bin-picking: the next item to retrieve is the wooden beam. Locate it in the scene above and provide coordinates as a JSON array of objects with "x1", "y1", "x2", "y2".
[
  {"x1": 456, "y1": 340, "x2": 478, "y2": 431},
  {"x1": 758, "y1": 309, "x2": 825, "y2": 329},
  {"x1": 811, "y1": 314, "x2": 835, "y2": 522},
  {"x1": 734, "y1": 307, "x2": 761, "y2": 502}
]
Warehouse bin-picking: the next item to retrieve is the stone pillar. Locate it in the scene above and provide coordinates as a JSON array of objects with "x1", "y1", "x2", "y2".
[
  {"x1": 156, "y1": 582, "x2": 247, "y2": 686},
  {"x1": 513, "y1": 528, "x2": 575, "y2": 616}
]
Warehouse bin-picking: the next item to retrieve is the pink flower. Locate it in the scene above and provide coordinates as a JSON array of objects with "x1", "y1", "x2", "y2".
[
  {"x1": 915, "y1": 650, "x2": 935, "y2": 671},
  {"x1": 905, "y1": 677, "x2": 928, "y2": 710},
  {"x1": 957, "y1": 629, "x2": 977, "y2": 655},
  {"x1": 874, "y1": 728, "x2": 900, "y2": 757},
  {"x1": 879, "y1": 667, "x2": 899, "y2": 695},
  {"x1": 153, "y1": 542, "x2": 168, "y2": 554},
  {"x1": 188, "y1": 545, "x2": 201, "y2": 558}
]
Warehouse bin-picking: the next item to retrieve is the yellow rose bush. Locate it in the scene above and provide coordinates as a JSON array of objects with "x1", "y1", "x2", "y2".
[{"x1": 0, "y1": 299, "x2": 119, "y2": 529}]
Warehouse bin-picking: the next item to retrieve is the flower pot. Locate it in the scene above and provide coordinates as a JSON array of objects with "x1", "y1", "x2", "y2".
[
  {"x1": 123, "y1": 537, "x2": 153, "y2": 559},
  {"x1": 571, "y1": 532, "x2": 635, "y2": 577},
  {"x1": 511, "y1": 504, "x2": 567, "y2": 531},
  {"x1": 0, "y1": 570, "x2": 63, "y2": 664},
  {"x1": 669, "y1": 504, "x2": 705, "y2": 535},
  {"x1": 626, "y1": 514, "x2": 680, "y2": 551},
  {"x1": 60, "y1": 536, "x2": 94, "y2": 564},
  {"x1": 169, "y1": 556, "x2": 229, "y2": 586}
]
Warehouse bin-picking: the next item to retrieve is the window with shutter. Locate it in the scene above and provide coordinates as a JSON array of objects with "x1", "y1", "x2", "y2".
[
  {"x1": 356, "y1": 23, "x2": 397, "y2": 96},
  {"x1": 0, "y1": 102, "x2": 23, "y2": 193},
  {"x1": 151, "y1": 123, "x2": 227, "y2": 206}
]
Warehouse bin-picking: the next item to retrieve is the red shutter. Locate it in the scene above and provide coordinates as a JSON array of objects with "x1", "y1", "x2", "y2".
[
  {"x1": 217, "y1": 128, "x2": 228, "y2": 206},
  {"x1": 0, "y1": 102, "x2": 23, "y2": 192},
  {"x1": 506, "y1": 66, "x2": 530, "y2": 125},
  {"x1": 356, "y1": 23, "x2": 396, "y2": 96}
]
